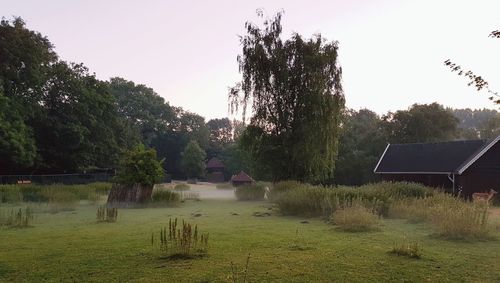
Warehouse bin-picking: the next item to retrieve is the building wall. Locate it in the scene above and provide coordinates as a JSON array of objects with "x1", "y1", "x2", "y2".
[{"x1": 458, "y1": 142, "x2": 500, "y2": 196}]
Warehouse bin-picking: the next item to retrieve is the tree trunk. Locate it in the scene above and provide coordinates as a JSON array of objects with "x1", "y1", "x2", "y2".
[{"x1": 107, "y1": 183, "x2": 153, "y2": 207}]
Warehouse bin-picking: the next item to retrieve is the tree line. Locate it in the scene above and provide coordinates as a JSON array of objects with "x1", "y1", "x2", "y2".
[
  {"x1": 1, "y1": 16, "x2": 498, "y2": 186},
  {"x1": 0, "y1": 17, "x2": 248, "y2": 177},
  {"x1": 335, "y1": 105, "x2": 500, "y2": 186}
]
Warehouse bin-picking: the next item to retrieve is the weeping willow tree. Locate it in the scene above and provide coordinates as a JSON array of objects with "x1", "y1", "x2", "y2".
[{"x1": 229, "y1": 11, "x2": 345, "y2": 183}]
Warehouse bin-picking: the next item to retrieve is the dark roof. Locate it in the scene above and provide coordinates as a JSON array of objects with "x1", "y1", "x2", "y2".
[
  {"x1": 231, "y1": 171, "x2": 254, "y2": 182},
  {"x1": 206, "y1": 157, "x2": 225, "y2": 169},
  {"x1": 374, "y1": 139, "x2": 490, "y2": 174}
]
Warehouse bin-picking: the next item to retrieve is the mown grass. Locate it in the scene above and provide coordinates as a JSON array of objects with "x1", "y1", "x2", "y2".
[{"x1": 0, "y1": 198, "x2": 500, "y2": 282}]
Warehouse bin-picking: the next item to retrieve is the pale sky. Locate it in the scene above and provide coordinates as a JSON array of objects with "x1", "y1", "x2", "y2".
[{"x1": 2, "y1": 0, "x2": 500, "y2": 120}]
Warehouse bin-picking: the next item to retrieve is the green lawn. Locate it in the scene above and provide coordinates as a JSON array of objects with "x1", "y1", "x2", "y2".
[{"x1": 1, "y1": 197, "x2": 500, "y2": 282}]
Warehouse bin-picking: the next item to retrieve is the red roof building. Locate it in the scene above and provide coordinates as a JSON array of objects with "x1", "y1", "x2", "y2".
[
  {"x1": 206, "y1": 157, "x2": 225, "y2": 183},
  {"x1": 231, "y1": 171, "x2": 254, "y2": 186}
]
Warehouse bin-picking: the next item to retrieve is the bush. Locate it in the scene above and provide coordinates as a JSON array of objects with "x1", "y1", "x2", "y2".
[
  {"x1": 330, "y1": 201, "x2": 380, "y2": 232},
  {"x1": 151, "y1": 189, "x2": 181, "y2": 205},
  {"x1": 235, "y1": 183, "x2": 266, "y2": 201},
  {"x1": 216, "y1": 183, "x2": 234, "y2": 190},
  {"x1": 115, "y1": 144, "x2": 164, "y2": 187},
  {"x1": 174, "y1": 183, "x2": 190, "y2": 191}
]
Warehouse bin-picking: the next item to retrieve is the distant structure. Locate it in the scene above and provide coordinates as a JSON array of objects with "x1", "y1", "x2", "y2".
[
  {"x1": 231, "y1": 171, "x2": 254, "y2": 187},
  {"x1": 374, "y1": 136, "x2": 500, "y2": 197},
  {"x1": 206, "y1": 157, "x2": 225, "y2": 183}
]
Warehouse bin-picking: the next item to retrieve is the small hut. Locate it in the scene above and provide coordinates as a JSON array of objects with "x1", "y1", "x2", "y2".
[
  {"x1": 231, "y1": 171, "x2": 254, "y2": 187},
  {"x1": 206, "y1": 157, "x2": 225, "y2": 183}
]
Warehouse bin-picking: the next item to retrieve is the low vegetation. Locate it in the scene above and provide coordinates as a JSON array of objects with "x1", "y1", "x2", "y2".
[
  {"x1": 389, "y1": 193, "x2": 493, "y2": 240},
  {"x1": 151, "y1": 218, "x2": 209, "y2": 259},
  {"x1": 235, "y1": 183, "x2": 266, "y2": 201},
  {"x1": 271, "y1": 181, "x2": 494, "y2": 240},
  {"x1": 151, "y1": 189, "x2": 181, "y2": 206},
  {"x1": 0, "y1": 207, "x2": 34, "y2": 228},
  {"x1": 330, "y1": 201, "x2": 380, "y2": 232},
  {"x1": 96, "y1": 206, "x2": 118, "y2": 223},
  {"x1": 271, "y1": 181, "x2": 432, "y2": 218},
  {"x1": 0, "y1": 183, "x2": 111, "y2": 204},
  {"x1": 174, "y1": 183, "x2": 190, "y2": 191},
  {"x1": 390, "y1": 239, "x2": 422, "y2": 259}
]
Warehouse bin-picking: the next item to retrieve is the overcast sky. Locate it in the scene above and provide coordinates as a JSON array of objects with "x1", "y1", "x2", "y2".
[{"x1": 2, "y1": 0, "x2": 500, "y2": 119}]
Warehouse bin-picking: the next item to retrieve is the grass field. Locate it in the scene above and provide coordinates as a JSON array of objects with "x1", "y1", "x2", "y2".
[{"x1": 1, "y1": 184, "x2": 500, "y2": 282}]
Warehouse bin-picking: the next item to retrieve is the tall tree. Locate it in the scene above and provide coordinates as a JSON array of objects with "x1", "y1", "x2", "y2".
[
  {"x1": 181, "y1": 140, "x2": 206, "y2": 180},
  {"x1": 334, "y1": 109, "x2": 386, "y2": 185},
  {"x1": 108, "y1": 77, "x2": 174, "y2": 145},
  {"x1": 229, "y1": 11, "x2": 345, "y2": 182},
  {"x1": 33, "y1": 62, "x2": 125, "y2": 171},
  {"x1": 206, "y1": 118, "x2": 233, "y2": 158},
  {"x1": 383, "y1": 103, "x2": 459, "y2": 143}
]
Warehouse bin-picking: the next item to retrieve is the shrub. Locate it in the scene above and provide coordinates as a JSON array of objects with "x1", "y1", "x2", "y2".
[
  {"x1": 216, "y1": 183, "x2": 234, "y2": 190},
  {"x1": 174, "y1": 183, "x2": 190, "y2": 191},
  {"x1": 97, "y1": 206, "x2": 118, "y2": 222},
  {"x1": 235, "y1": 183, "x2": 266, "y2": 201},
  {"x1": 330, "y1": 201, "x2": 380, "y2": 232},
  {"x1": 115, "y1": 144, "x2": 164, "y2": 187},
  {"x1": 390, "y1": 240, "x2": 422, "y2": 259},
  {"x1": 151, "y1": 189, "x2": 181, "y2": 206},
  {"x1": 151, "y1": 218, "x2": 209, "y2": 259}
]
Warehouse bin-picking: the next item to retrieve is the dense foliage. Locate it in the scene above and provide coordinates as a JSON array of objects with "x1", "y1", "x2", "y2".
[
  {"x1": 181, "y1": 141, "x2": 206, "y2": 179},
  {"x1": 115, "y1": 145, "x2": 164, "y2": 187},
  {"x1": 229, "y1": 12, "x2": 344, "y2": 182}
]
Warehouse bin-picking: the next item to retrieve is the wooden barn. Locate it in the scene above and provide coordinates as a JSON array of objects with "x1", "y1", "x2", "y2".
[
  {"x1": 231, "y1": 171, "x2": 254, "y2": 187},
  {"x1": 374, "y1": 136, "x2": 500, "y2": 197},
  {"x1": 206, "y1": 157, "x2": 226, "y2": 183}
]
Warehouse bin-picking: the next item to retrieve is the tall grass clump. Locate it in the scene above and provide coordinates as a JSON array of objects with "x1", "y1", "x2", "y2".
[
  {"x1": 151, "y1": 218, "x2": 209, "y2": 259},
  {"x1": 389, "y1": 192, "x2": 493, "y2": 240},
  {"x1": 268, "y1": 181, "x2": 302, "y2": 202},
  {"x1": 0, "y1": 185, "x2": 22, "y2": 203},
  {"x1": 0, "y1": 207, "x2": 34, "y2": 228},
  {"x1": 174, "y1": 183, "x2": 190, "y2": 191},
  {"x1": 151, "y1": 188, "x2": 181, "y2": 206},
  {"x1": 96, "y1": 206, "x2": 118, "y2": 222},
  {"x1": 235, "y1": 183, "x2": 266, "y2": 201},
  {"x1": 390, "y1": 239, "x2": 422, "y2": 259},
  {"x1": 330, "y1": 200, "x2": 380, "y2": 232},
  {"x1": 0, "y1": 183, "x2": 111, "y2": 204},
  {"x1": 272, "y1": 181, "x2": 432, "y2": 218}
]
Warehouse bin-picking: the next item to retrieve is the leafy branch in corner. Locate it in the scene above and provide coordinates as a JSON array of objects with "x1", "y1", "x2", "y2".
[{"x1": 444, "y1": 29, "x2": 500, "y2": 105}]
